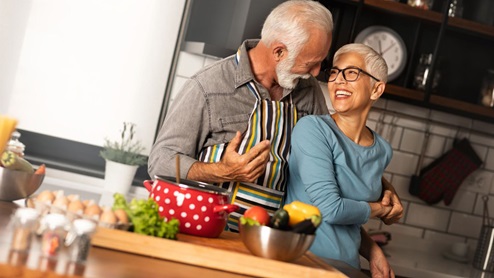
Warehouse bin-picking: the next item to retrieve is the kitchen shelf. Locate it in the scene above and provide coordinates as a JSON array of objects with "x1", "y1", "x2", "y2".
[
  {"x1": 385, "y1": 84, "x2": 425, "y2": 101},
  {"x1": 323, "y1": 0, "x2": 494, "y2": 123}
]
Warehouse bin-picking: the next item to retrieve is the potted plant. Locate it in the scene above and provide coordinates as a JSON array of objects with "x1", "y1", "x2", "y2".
[{"x1": 100, "y1": 122, "x2": 147, "y2": 194}]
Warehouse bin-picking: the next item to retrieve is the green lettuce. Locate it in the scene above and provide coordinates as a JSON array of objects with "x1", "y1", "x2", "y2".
[{"x1": 112, "y1": 193, "x2": 180, "y2": 239}]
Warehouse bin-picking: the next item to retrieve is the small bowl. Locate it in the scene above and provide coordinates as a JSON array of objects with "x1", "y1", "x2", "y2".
[
  {"x1": 0, "y1": 167, "x2": 44, "y2": 201},
  {"x1": 239, "y1": 223, "x2": 315, "y2": 262}
]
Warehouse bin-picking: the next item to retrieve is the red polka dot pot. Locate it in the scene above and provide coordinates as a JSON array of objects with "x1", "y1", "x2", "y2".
[{"x1": 143, "y1": 176, "x2": 239, "y2": 238}]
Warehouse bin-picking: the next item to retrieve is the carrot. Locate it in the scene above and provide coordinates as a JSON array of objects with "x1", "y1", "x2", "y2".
[{"x1": 34, "y1": 164, "x2": 46, "y2": 175}]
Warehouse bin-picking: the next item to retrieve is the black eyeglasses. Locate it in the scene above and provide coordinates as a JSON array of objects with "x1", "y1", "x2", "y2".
[{"x1": 325, "y1": 67, "x2": 380, "y2": 82}]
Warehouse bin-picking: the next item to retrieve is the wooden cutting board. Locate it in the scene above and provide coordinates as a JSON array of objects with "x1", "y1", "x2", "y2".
[{"x1": 92, "y1": 228, "x2": 348, "y2": 278}]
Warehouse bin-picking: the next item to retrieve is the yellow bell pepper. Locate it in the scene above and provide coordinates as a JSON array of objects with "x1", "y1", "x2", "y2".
[{"x1": 283, "y1": 201, "x2": 321, "y2": 227}]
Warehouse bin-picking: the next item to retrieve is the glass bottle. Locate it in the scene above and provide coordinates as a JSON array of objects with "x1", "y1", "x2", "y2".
[
  {"x1": 407, "y1": 0, "x2": 433, "y2": 10},
  {"x1": 413, "y1": 53, "x2": 440, "y2": 91},
  {"x1": 65, "y1": 219, "x2": 97, "y2": 276},
  {"x1": 479, "y1": 69, "x2": 494, "y2": 108},
  {"x1": 6, "y1": 130, "x2": 26, "y2": 157},
  {"x1": 448, "y1": 0, "x2": 464, "y2": 18},
  {"x1": 8, "y1": 208, "x2": 40, "y2": 266},
  {"x1": 38, "y1": 213, "x2": 69, "y2": 273}
]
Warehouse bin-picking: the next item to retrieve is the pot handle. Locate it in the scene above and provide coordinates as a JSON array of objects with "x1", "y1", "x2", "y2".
[
  {"x1": 143, "y1": 180, "x2": 154, "y2": 192},
  {"x1": 213, "y1": 204, "x2": 239, "y2": 214}
]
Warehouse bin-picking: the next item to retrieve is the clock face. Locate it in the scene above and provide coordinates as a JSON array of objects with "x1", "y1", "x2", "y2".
[{"x1": 355, "y1": 26, "x2": 407, "y2": 82}]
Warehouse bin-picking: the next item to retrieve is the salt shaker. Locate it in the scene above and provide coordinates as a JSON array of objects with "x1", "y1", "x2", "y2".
[
  {"x1": 65, "y1": 219, "x2": 97, "y2": 276},
  {"x1": 8, "y1": 208, "x2": 40, "y2": 266},
  {"x1": 38, "y1": 213, "x2": 69, "y2": 272}
]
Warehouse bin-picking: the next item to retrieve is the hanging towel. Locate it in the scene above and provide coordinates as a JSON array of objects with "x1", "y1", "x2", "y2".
[{"x1": 414, "y1": 138, "x2": 482, "y2": 205}]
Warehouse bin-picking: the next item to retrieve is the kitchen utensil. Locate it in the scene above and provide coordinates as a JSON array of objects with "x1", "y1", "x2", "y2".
[
  {"x1": 0, "y1": 167, "x2": 44, "y2": 201},
  {"x1": 175, "y1": 155, "x2": 180, "y2": 185},
  {"x1": 239, "y1": 223, "x2": 315, "y2": 262},
  {"x1": 409, "y1": 117, "x2": 431, "y2": 196},
  {"x1": 479, "y1": 69, "x2": 494, "y2": 108},
  {"x1": 143, "y1": 176, "x2": 239, "y2": 238},
  {"x1": 473, "y1": 196, "x2": 494, "y2": 272},
  {"x1": 0, "y1": 115, "x2": 18, "y2": 155},
  {"x1": 407, "y1": 0, "x2": 433, "y2": 10}
]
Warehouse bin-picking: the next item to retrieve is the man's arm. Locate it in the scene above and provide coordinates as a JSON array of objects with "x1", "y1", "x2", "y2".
[
  {"x1": 380, "y1": 177, "x2": 403, "y2": 225},
  {"x1": 360, "y1": 227, "x2": 395, "y2": 278}
]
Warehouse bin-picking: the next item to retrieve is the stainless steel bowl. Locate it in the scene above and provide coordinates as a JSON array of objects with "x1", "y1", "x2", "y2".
[
  {"x1": 0, "y1": 167, "x2": 44, "y2": 201},
  {"x1": 239, "y1": 223, "x2": 315, "y2": 262}
]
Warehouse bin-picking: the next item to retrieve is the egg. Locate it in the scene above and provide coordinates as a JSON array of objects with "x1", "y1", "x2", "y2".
[
  {"x1": 53, "y1": 195, "x2": 69, "y2": 209},
  {"x1": 84, "y1": 204, "x2": 102, "y2": 220},
  {"x1": 67, "y1": 194, "x2": 80, "y2": 202},
  {"x1": 67, "y1": 199, "x2": 85, "y2": 214},
  {"x1": 113, "y1": 209, "x2": 129, "y2": 224},
  {"x1": 36, "y1": 190, "x2": 55, "y2": 204},
  {"x1": 100, "y1": 207, "x2": 117, "y2": 224},
  {"x1": 82, "y1": 199, "x2": 95, "y2": 207}
]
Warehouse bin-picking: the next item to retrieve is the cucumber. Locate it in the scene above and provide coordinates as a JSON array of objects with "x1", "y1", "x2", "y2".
[
  {"x1": 270, "y1": 208, "x2": 290, "y2": 230},
  {"x1": 1, "y1": 151, "x2": 34, "y2": 173},
  {"x1": 291, "y1": 214, "x2": 322, "y2": 234}
]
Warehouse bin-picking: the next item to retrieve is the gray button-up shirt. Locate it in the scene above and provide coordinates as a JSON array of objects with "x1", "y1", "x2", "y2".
[{"x1": 148, "y1": 40, "x2": 329, "y2": 179}]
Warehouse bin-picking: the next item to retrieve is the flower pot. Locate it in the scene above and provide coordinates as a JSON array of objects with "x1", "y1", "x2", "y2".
[{"x1": 104, "y1": 159, "x2": 138, "y2": 195}]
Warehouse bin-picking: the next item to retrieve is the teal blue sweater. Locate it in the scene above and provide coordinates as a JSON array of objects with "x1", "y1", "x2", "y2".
[{"x1": 286, "y1": 115, "x2": 392, "y2": 269}]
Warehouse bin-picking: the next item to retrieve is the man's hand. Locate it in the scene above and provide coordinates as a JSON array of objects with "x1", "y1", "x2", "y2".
[
  {"x1": 380, "y1": 178, "x2": 403, "y2": 225},
  {"x1": 187, "y1": 131, "x2": 270, "y2": 183},
  {"x1": 219, "y1": 131, "x2": 270, "y2": 182},
  {"x1": 360, "y1": 228, "x2": 395, "y2": 278}
]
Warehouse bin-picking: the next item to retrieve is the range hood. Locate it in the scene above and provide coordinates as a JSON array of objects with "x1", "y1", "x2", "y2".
[{"x1": 183, "y1": 0, "x2": 284, "y2": 58}]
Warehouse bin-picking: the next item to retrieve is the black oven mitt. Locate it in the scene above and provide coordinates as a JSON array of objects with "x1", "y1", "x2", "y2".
[{"x1": 414, "y1": 138, "x2": 482, "y2": 205}]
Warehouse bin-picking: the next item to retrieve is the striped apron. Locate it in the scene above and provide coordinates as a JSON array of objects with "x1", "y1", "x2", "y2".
[{"x1": 198, "y1": 49, "x2": 298, "y2": 232}]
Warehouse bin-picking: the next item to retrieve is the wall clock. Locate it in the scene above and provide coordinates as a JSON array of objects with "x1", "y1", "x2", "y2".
[{"x1": 354, "y1": 26, "x2": 407, "y2": 82}]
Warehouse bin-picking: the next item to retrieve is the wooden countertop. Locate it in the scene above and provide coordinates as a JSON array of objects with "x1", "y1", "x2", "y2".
[{"x1": 0, "y1": 201, "x2": 367, "y2": 278}]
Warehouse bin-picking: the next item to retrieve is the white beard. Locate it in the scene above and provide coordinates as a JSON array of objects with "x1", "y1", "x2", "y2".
[{"x1": 276, "y1": 57, "x2": 311, "y2": 90}]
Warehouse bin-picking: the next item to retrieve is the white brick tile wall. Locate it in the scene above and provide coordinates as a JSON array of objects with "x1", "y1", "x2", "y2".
[
  {"x1": 387, "y1": 151, "x2": 419, "y2": 176},
  {"x1": 473, "y1": 194, "x2": 494, "y2": 217},
  {"x1": 485, "y1": 148, "x2": 494, "y2": 171},
  {"x1": 424, "y1": 134, "x2": 447, "y2": 158},
  {"x1": 400, "y1": 129, "x2": 427, "y2": 154},
  {"x1": 472, "y1": 120, "x2": 494, "y2": 136},
  {"x1": 430, "y1": 110, "x2": 473, "y2": 129},
  {"x1": 470, "y1": 133, "x2": 494, "y2": 148},
  {"x1": 380, "y1": 223, "x2": 424, "y2": 238},
  {"x1": 406, "y1": 203, "x2": 450, "y2": 231},
  {"x1": 424, "y1": 230, "x2": 464, "y2": 244},
  {"x1": 448, "y1": 212, "x2": 483, "y2": 238},
  {"x1": 435, "y1": 189, "x2": 476, "y2": 213},
  {"x1": 462, "y1": 169, "x2": 493, "y2": 194}
]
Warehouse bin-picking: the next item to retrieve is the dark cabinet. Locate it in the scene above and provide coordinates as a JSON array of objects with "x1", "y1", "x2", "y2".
[{"x1": 319, "y1": 0, "x2": 494, "y2": 122}]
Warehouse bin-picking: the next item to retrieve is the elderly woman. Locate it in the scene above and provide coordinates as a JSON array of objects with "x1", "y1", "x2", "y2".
[{"x1": 286, "y1": 43, "x2": 394, "y2": 278}]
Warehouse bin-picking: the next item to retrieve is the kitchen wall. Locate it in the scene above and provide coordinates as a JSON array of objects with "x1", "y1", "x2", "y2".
[{"x1": 169, "y1": 50, "x2": 494, "y2": 249}]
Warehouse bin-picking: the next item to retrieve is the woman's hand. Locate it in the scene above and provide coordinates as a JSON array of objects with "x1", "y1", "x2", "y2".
[
  {"x1": 380, "y1": 178, "x2": 403, "y2": 225},
  {"x1": 369, "y1": 202, "x2": 393, "y2": 219}
]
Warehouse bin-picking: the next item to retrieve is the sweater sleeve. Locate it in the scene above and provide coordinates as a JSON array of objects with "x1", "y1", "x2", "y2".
[{"x1": 289, "y1": 117, "x2": 370, "y2": 225}]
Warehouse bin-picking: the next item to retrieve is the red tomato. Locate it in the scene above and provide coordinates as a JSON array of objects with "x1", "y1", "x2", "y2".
[{"x1": 243, "y1": 206, "x2": 270, "y2": 225}]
